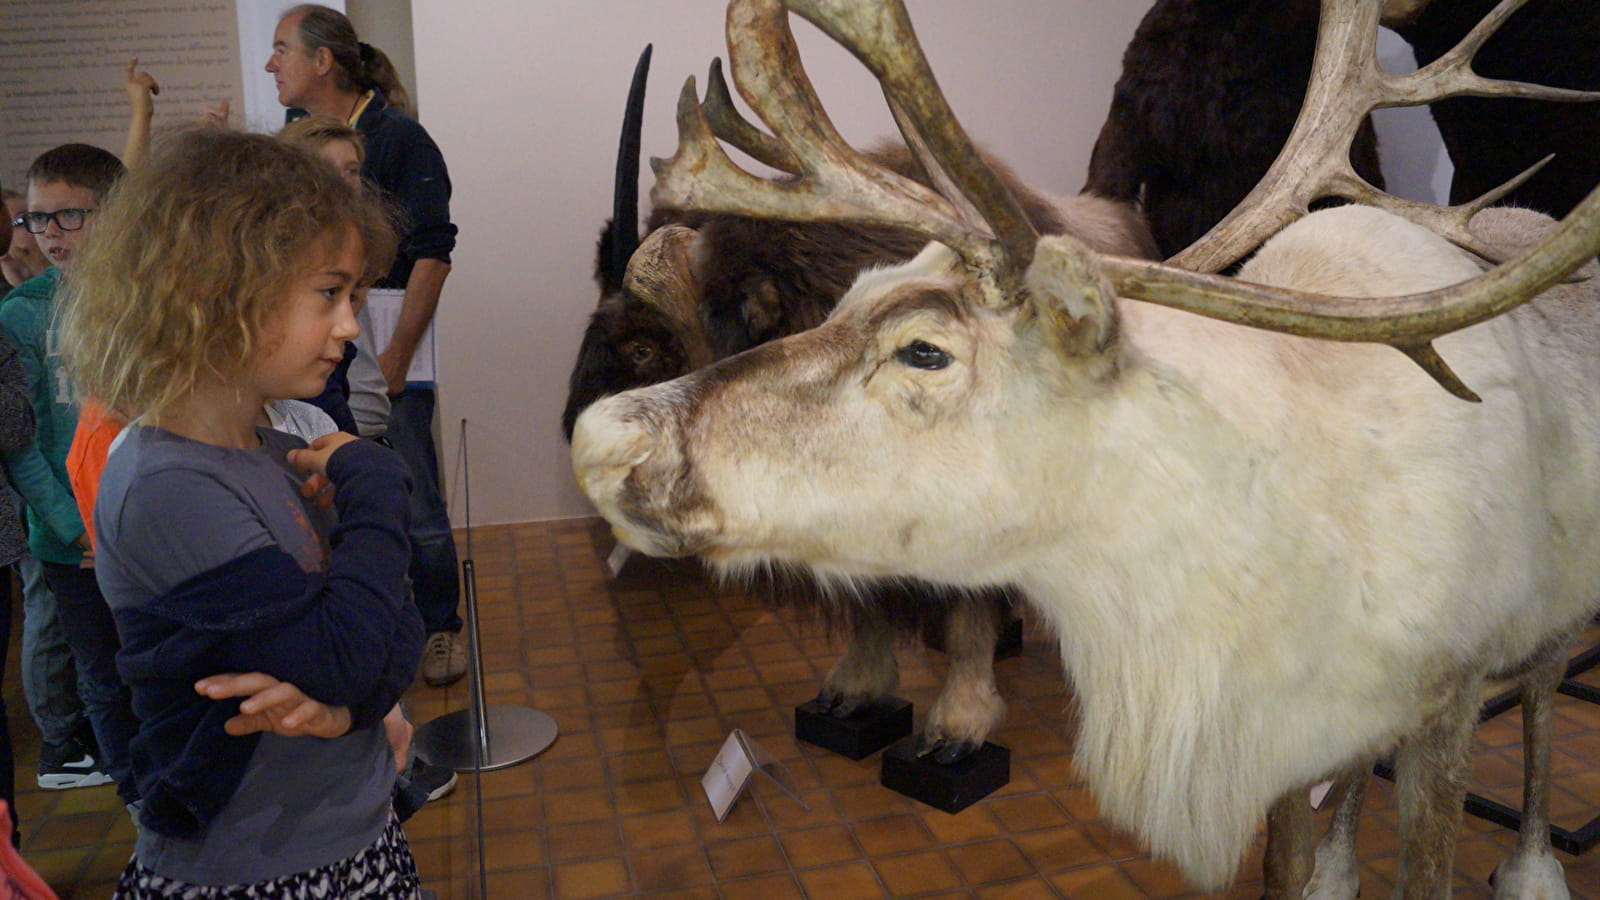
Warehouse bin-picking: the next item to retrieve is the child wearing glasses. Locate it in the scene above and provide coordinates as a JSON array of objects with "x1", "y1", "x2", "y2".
[
  {"x1": 61, "y1": 126, "x2": 423, "y2": 897},
  {"x1": 0, "y1": 144, "x2": 142, "y2": 805}
]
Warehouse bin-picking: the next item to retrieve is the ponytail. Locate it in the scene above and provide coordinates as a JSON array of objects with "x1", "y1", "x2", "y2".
[{"x1": 355, "y1": 40, "x2": 411, "y2": 118}]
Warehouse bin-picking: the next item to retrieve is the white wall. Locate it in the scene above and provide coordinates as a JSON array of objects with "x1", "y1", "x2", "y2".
[
  {"x1": 1373, "y1": 27, "x2": 1453, "y2": 205},
  {"x1": 411, "y1": 1, "x2": 1155, "y2": 525}
]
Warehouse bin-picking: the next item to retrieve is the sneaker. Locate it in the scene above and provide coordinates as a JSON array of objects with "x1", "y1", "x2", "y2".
[
  {"x1": 394, "y1": 758, "x2": 458, "y2": 821},
  {"x1": 38, "y1": 735, "x2": 114, "y2": 790},
  {"x1": 409, "y1": 759, "x2": 458, "y2": 802},
  {"x1": 421, "y1": 631, "x2": 467, "y2": 687}
]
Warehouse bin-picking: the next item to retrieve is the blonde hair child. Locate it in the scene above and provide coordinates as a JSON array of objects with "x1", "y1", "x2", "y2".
[
  {"x1": 60, "y1": 126, "x2": 424, "y2": 898},
  {"x1": 280, "y1": 115, "x2": 366, "y2": 187}
]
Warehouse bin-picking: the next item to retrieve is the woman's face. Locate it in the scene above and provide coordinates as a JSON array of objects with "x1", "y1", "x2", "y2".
[
  {"x1": 2, "y1": 194, "x2": 47, "y2": 287},
  {"x1": 318, "y1": 139, "x2": 364, "y2": 189}
]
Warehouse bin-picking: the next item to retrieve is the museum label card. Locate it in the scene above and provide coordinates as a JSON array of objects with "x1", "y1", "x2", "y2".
[{"x1": 701, "y1": 729, "x2": 808, "y2": 823}]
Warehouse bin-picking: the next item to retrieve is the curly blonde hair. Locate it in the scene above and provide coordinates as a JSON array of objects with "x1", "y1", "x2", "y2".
[{"x1": 59, "y1": 126, "x2": 396, "y2": 419}]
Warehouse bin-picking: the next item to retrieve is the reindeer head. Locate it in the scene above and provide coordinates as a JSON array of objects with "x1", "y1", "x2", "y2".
[
  {"x1": 572, "y1": 226, "x2": 1139, "y2": 584},
  {"x1": 575, "y1": 0, "x2": 1600, "y2": 557}
]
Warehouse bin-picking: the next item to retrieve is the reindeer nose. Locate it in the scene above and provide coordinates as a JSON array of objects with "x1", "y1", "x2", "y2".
[{"x1": 570, "y1": 398, "x2": 656, "y2": 504}]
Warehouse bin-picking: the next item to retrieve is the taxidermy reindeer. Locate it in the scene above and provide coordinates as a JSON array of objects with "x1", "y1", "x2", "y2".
[
  {"x1": 571, "y1": 0, "x2": 1600, "y2": 896},
  {"x1": 1385, "y1": 0, "x2": 1599, "y2": 219},
  {"x1": 1084, "y1": 0, "x2": 1387, "y2": 260},
  {"x1": 564, "y1": 47, "x2": 1156, "y2": 763}
]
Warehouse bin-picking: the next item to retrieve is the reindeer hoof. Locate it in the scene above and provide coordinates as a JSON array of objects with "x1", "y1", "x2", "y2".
[
  {"x1": 813, "y1": 688, "x2": 873, "y2": 719},
  {"x1": 912, "y1": 733, "x2": 981, "y2": 765}
]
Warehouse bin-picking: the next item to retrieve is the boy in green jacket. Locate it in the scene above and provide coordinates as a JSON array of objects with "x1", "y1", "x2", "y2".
[{"x1": 2, "y1": 144, "x2": 139, "y2": 802}]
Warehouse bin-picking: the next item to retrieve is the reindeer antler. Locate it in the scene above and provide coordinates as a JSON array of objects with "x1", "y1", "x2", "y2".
[
  {"x1": 701, "y1": 58, "x2": 802, "y2": 175},
  {"x1": 1172, "y1": 0, "x2": 1600, "y2": 273},
  {"x1": 1102, "y1": 175, "x2": 1600, "y2": 400},
  {"x1": 664, "y1": 0, "x2": 1600, "y2": 400},
  {"x1": 650, "y1": 0, "x2": 1038, "y2": 305}
]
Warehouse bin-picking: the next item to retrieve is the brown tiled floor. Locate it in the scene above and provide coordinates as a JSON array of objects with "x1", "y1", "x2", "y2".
[{"x1": 21, "y1": 517, "x2": 1600, "y2": 898}]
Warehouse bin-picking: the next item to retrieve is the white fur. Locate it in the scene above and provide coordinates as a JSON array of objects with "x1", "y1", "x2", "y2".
[{"x1": 571, "y1": 205, "x2": 1600, "y2": 890}]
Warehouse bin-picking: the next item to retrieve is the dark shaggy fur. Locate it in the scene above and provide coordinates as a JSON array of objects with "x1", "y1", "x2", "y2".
[
  {"x1": 1083, "y1": 0, "x2": 1386, "y2": 261},
  {"x1": 1393, "y1": 0, "x2": 1599, "y2": 218}
]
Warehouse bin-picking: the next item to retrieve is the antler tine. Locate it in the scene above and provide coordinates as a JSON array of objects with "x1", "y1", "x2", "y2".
[
  {"x1": 1102, "y1": 178, "x2": 1600, "y2": 401},
  {"x1": 1337, "y1": 155, "x2": 1556, "y2": 264},
  {"x1": 651, "y1": 0, "x2": 999, "y2": 280},
  {"x1": 701, "y1": 57, "x2": 801, "y2": 175},
  {"x1": 783, "y1": 0, "x2": 1039, "y2": 275},
  {"x1": 1171, "y1": 0, "x2": 1600, "y2": 274},
  {"x1": 1393, "y1": 0, "x2": 1600, "y2": 105}
]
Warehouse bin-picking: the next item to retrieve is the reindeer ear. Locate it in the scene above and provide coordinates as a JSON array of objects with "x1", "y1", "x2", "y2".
[{"x1": 1024, "y1": 235, "x2": 1119, "y2": 356}]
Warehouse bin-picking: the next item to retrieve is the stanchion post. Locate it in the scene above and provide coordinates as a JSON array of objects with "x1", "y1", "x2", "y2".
[{"x1": 414, "y1": 420, "x2": 558, "y2": 771}]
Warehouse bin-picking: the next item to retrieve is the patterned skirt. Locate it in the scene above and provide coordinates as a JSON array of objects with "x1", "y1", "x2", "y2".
[{"x1": 113, "y1": 817, "x2": 420, "y2": 900}]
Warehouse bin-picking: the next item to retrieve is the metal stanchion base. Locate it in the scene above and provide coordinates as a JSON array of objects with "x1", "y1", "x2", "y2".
[{"x1": 414, "y1": 706, "x2": 559, "y2": 772}]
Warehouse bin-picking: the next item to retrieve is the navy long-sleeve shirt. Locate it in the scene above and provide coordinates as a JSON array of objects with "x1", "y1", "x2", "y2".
[{"x1": 96, "y1": 427, "x2": 421, "y2": 882}]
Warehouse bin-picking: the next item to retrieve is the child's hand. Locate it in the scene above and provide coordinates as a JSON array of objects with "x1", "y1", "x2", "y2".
[
  {"x1": 201, "y1": 100, "x2": 231, "y2": 129},
  {"x1": 382, "y1": 704, "x2": 412, "y2": 773},
  {"x1": 286, "y1": 431, "x2": 361, "y2": 481},
  {"x1": 125, "y1": 58, "x2": 159, "y2": 114},
  {"x1": 196, "y1": 672, "x2": 352, "y2": 739}
]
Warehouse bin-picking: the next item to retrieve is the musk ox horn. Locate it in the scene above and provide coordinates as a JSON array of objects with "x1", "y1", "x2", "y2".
[{"x1": 603, "y1": 44, "x2": 653, "y2": 289}]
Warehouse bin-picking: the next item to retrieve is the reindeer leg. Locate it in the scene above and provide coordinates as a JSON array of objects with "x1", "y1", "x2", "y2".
[
  {"x1": 1264, "y1": 786, "x2": 1314, "y2": 900},
  {"x1": 1305, "y1": 764, "x2": 1370, "y2": 900},
  {"x1": 1393, "y1": 678, "x2": 1481, "y2": 900},
  {"x1": 817, "y1": 614, "x2": 899, "y2": 717},
  {"x1": 1490, "y1": 649, "x2": 1570, "y2": 900},
  {"x1": 916, "y1": 592, "x2": 1007, "y2": 764}
]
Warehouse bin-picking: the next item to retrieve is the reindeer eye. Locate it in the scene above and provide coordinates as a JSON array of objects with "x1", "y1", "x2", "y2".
[
  {"x1": 623, "y1": 339, "x2": 658, "y2": 367},
  {"x1": 895, "y1": 340, "x2": 950, "y2": 370}
]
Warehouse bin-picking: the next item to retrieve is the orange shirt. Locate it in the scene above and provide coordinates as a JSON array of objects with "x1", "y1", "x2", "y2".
[{"x1": 66, "y1": 398, "x2": 127, "y2": 552}]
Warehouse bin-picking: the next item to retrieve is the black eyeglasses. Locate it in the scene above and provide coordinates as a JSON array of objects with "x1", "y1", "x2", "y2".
[{"x1": 16, "y1": 208, "x2": 96, "y2": 234}]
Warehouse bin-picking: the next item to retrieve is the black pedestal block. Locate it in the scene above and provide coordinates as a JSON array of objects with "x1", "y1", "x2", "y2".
[
  {"x1": 880, "y1": 737, "x2": 1010, "y2": 813},
  {"x1": 794, "y1": 697, "x2": 913, "y2": 760}
]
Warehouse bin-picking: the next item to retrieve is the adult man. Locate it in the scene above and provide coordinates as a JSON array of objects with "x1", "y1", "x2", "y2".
[{"x1": 267, "y1": 4, "x2": 466, "y2": 688}]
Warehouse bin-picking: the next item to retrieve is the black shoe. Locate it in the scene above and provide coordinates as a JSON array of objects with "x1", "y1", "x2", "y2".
[
  {"x1": 416, "y1": 755, "x2": 460, "y2": 797},
  {"x1": 38, "y1": 734, "x2": 113, "y2": 790},
  {"x1": 393, "y1": 758, "x2": 457, "y2": 822},
  {"x1": 410, "y1": 759, "x2": 458, "y2": 801}
]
